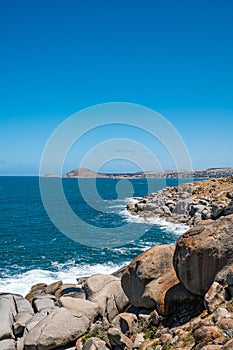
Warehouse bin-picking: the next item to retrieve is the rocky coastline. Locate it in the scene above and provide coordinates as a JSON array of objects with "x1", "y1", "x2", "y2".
[
  {"x1": 127, "y1": 177, "x2": 233, "y2": 227},
  {"x1": 1, "y1": 178, "x2": 233, "y2": 349}
]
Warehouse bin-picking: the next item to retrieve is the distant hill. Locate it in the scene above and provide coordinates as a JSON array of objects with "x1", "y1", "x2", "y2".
[
  {"x1": 44, "y1": 167, "x2": 233, "y2": 179},
  {"x1": 63, "y1": 167, "x2": 109, "y2": 178},
  {"x1": 64, "y1": 167, "x2": 233, "y2": 179}
]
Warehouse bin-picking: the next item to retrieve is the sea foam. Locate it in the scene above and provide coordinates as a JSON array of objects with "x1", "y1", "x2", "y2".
[{"x1": 0, "y1": 261, "x2": 124, "y2": 296}]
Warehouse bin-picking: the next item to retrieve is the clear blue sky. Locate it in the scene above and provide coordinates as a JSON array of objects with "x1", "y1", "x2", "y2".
[{"x1": 1, "y1": 0, "x2": 233, "y2": 175}]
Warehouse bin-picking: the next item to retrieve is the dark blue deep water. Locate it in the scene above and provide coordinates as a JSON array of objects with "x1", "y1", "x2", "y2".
[{"x1": 0, "y1": 177, "x2": 201, "y2": 295}]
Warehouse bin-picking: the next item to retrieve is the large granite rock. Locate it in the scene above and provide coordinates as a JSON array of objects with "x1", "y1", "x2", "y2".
[
  {"x1": 0, "y1": 339, "x2": 16, "y2": 350},
  {"x1": 84, "y1": 274, "x2": 129, "y2": 319},
  {"x1": 60, "y1": 297, "x2": 100, "y2": 322},
  {"x1": 121, "y1": 245, "x2": 178, "y2": 314},
  {"x1": 0, "y1": 294, "x2": 16, "y2": 341},
  {"x1": 13, "y1": 294, "x2": 34, "y2": 315},
  {"x1": 24, "y1": 307, "x2": 89, "y2": 350},
  {"x1": 174, "y1": 214, "x2": 233, "y2": 296}
]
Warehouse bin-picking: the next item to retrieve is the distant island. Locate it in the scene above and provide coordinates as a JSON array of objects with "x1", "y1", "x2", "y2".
[{"x1": 44, "y1": 167, "x2": 233, "y2": 179}]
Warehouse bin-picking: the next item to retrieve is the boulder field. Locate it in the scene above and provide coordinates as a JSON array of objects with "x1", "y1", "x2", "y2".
[
  {"x1": 1, "y1": 179, "x2": 233, "y2": 349},
  {"x1": 127, "y1": 177, "x2": 233, "y2": 226}
]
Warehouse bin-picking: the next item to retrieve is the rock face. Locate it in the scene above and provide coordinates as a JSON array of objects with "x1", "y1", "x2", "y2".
[
  {"x1": 174, "y1": 214, "x2": 233, "y2": 296},
  {"x1": 0, "y1": 294, "x2": 16, "y2": 341},
  {"x1": 24, "y1": 307, "x2": 89, "y2": 350},
  {"x1": 121, "y1": 245, "x2": 178, "y2": 314},
  {"x1": 84, "y1": 274, "x2": 129, "y2": 321},
  {"x1": 60, "y1": 297, "x2": 100, "y2": 322}
]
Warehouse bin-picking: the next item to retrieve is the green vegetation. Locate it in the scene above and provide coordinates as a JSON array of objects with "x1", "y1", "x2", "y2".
[
  {"x1": 146, "y1": 340, "x2": 171, "y2": 350},
  {"x1": 138, "y1": 318, "x2": 158, "y2": 340},
  {"x1": 81, "y1": 327, "x2": 108, "y2": 344}
]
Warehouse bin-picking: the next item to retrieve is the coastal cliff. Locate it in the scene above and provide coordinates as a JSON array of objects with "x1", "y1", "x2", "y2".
[{"x1": 1, "y1": 178, "x2": 233, "y2": 349}]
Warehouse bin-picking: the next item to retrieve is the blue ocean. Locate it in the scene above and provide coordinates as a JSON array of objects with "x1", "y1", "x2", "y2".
[{"x1": 0, "y1": 177, "x2": 200, "y2": 295}]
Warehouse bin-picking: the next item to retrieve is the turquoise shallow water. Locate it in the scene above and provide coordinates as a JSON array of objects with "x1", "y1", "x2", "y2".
[{"x1": 0, "y1": 176, "x2": 201, "y2": 295}]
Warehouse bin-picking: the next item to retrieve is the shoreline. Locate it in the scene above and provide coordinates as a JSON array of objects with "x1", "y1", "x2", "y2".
[
  {"x1": 44, "y1": 166, "x2": 233, "y2": 179},
  {"x1": 1, "y1": 177, "x2": 233, "y2": 349},
  {"x1": 127, "y1": 177, "x2": 233, "y2": 227}
]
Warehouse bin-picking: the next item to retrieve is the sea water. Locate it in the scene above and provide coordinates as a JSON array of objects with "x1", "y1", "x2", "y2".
[{"x1": 0, "y1": 177, "x2": 201, "y2": 295}]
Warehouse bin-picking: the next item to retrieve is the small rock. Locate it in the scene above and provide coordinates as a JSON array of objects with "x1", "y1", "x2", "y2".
[
  {"x1": 83, "y1": 337, "x2": 110, "y2": 350},
  {"x1": 159, "y1": 333, "x2": 172, "y2": 345},
  {"x1": 193, "y1": 326, "x2": 223, "y2": 343},
  {"x1": 106, "y1": 295, "x2": 119, "y2": 322},
  {"x1": 211, "y1": 202, "x2": 226, "y2": 219},
  {"x1": 30, "y1": 283, "x2": 47, "y2": 293},
  {"x1": 200, "y1": 346, "x2": 222, "y2": 350},
  {"x1": 107, "y1": 327, "x2": 132, "y2": 349},
  {"x1": 111, "y1": 313, "x2": 138, "y2": 335},
  {"x1": 13, "y1": 312, "x2": 32, "y2": 336},
  {"x1": 213, "y1": 307, "x2": 230, "y2": 322},
  {"x1": 132, "y1": 333, "x2": 145, "y2": 348},
  {"x1": 173, "y1": 199, "x2": 190, "y2": 215},
  {"x1": 33, "y1": 296, "x2": 56, "y2": 312},
  {"x1": 55, "y1": 284, "x2": 82, "y2": 299},
  {"x1": 217, "y1": 317, "x2": 233, "y2": 338},
  {"x1": 223, "y1": 339, "x2": 233, "y2": 349},
  {"x1": 204, "y1": 282, "x2": 226, "y2": 313},
  {"x1": 45, "y1": 280, "x2": 63, "y2": 295}
]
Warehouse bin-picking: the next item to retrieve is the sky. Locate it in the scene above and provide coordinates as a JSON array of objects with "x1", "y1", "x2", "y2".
[{"x1": 0, "y1": 0, "x2": 233, "y2": 175}]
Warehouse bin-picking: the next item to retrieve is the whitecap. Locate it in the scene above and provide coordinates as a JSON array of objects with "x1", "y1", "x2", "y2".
[
  {"x1": 0, "y1": 262, "x2": 125, "y2": 297},
  {"x1": 120, "y1": 208, "x2": 189, "y2": 236}
]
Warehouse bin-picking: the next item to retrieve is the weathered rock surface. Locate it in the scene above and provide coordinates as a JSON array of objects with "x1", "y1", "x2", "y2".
[
  {"x1": 24, "y1": 307, "x2": 89, "y2": 350},
  {"x1": 14, "y1": 294, "x2": 34, "y2": 315},
  {"x1": 107, "y1": 327, "x2": 132, "y2": 349},
  {"x1": 164, "y1": 283, "x2": 201, "y2": 316},
  {"x1": 33, "y1": 295, "x2": 56, "y2": 312},
  {"x1": 111, "y1": 313, "x2": 138, "y2": 335},
  {"x1": 45, "y1": 280, "x2": 63, "y2": 295},
  {"x1": 121, "y1": 245, "x2": 178, "y2": 314},
  {"x1": 60, "y1": 297, "x2": 100, "y2": 322},
  {"x1": 174, "y1": 214, "x2": 233, "y2": 296},
  {"x1": 0, "y1": 294, "x2": 16, "y2": 341},
  {"x1": 13, "y1": 312, "x2": 32, "y2": 336},
  {"x1": 84, "y1": 274, "x2": 129, "y2": 319},
  {"x1": 0, "y1": 339, "x2": 16, "y2": 350},
  {"x1": 83, "y1": 337, "x2": 110, "y2": 350}
]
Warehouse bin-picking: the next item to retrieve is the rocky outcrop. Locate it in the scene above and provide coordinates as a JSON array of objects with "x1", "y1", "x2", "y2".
[
  {"x1": 121, "y1": 245, "x2": 178, "y2": 314},
  {"x1": 60, "y1": 297, "x2": 100, "y2": 322},
  {"x1": 84, "y1": 274, "x2": 129, "y2": 321},
  {"x1": 24, "y1": 308, "x2": 89, "y2": 349},
  {"x1": 174, "y1": 214, "x2": 233, "y2": 296},
  {"x1": 127, "y1": 177, "x2": 233, "y2": 226}
]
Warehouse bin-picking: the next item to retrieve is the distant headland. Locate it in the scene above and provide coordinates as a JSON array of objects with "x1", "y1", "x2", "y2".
[{"x1": 44, "y1": 167, "x2": 233, "y2": 179}]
